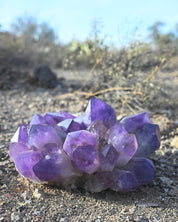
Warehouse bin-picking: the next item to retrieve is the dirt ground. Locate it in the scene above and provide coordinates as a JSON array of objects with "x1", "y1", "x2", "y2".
[{"x1": 0, "y1": 68, "x2": 178, "y2": 222}]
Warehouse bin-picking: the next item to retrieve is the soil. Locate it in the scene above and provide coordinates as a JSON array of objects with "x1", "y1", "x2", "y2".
[{"x1": 0, "y1": 68, "x2": 177, "y2": 222}]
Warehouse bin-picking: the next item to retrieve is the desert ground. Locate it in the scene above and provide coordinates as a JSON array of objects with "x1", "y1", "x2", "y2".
[{"x1": 0, "y1": 65, "x2": 177, "y2": 222}]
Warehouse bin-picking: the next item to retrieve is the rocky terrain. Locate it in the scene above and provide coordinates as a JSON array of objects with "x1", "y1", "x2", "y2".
[{"x1": 0, "y1": 67, "x2": 177, "y2": 222}]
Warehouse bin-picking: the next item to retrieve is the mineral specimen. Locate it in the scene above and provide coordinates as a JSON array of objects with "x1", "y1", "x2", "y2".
[{"x1": 9, "y1": 97, "x2": 160, "y2": 192}]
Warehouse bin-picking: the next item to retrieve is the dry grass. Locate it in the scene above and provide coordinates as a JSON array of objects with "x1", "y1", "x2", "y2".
[{"x1": 0, "y1": 18, "x2": 177, "y2": 114}]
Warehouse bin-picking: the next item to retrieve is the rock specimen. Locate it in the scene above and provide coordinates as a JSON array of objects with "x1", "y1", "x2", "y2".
[{"x1": 9, "y1": 97, "x2": 160, "y2": 192}]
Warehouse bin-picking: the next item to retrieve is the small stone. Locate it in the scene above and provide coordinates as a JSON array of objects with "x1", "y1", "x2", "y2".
[
  {"x1": 28, "y1": 65, "x2": 58, "y2": 88},
  {"x1": 134, "y1": 217, "x2": 148, "y2": 222},
  {"x1": 159, "y1": 176, "x2": 173, "y2": 186},
  {"x1": 11, "y1": 213, "x2": 20, "y2": 221},
  {"x1": 33, "y1": 189, "x2": 42, "y2": 199},
  {"x1": 59, "y1": 218, "x2": 69, "y2": 222},
  {"x1": 170, "y1": 136, "x2": 178, "y2": 148},
  {"x1": 151, "y1": 217, "x2": 160, "y2": 222},
  {"x1": 21, "y1": 191, "x2": 30, "y2": 199},
  {"x1": 0, "y1": 160, "x2": 9, "y2": 166},
  {"x1": 24, "y1": 200, "x2": 31, "y2": 205}
]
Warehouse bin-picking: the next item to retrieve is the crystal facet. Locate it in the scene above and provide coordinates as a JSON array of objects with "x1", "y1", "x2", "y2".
[
  {"x1": 84, "y1": 97, "x2": 117, "y2": 128},
  {"x1": 134, "y1": 123, "x2": 160, "y2": 157},
  {"x1": 111, "y1": 168, "x2": 139, "y2": 192},
  {"x1": 123, "y1": 157, "x2": 156, "y2": 184},
  {"x1": 121, "y1": 112, "x2": 150, "y2": 133},
  {"x1": 107, "y1": 122, "x2": 138, "y2": 167}
]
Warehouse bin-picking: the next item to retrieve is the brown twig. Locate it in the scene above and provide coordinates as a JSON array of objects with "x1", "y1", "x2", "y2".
[
  {"x1": 54, "y1": 86, "x2": 135, "y2": 100},
  {"x1": 75, "y1": 56, "x2": 104, "y2": 92}
]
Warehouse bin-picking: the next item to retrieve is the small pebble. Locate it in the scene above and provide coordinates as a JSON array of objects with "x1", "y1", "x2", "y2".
[
  {"x1": 33, "y1": 189, "x2": 42, "y2": 199},
  {"x1": 170, "y1": 136, "x2": 178, "y2": 148},
  {"x1": 11, "y1": 213, "x2": 20, "y2": 221},
  {"x1": 159, "y1": 177, "x2": 173, "y2": 186}
]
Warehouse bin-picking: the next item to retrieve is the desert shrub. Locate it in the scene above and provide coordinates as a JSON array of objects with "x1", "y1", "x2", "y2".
[
  {"x1": 0, "y1": 16, "x2": 177, "y2": 114},
  {"x1": 63, "y1": 22, "x2": 108, "y2": 69},
  {"x1": 0, "y1": 16, "x2": 66, "y2": 68},
  {"x1": 70, "y1": 24, "x2": 171, "y2": 114},
  {"x1": 149, "y1": 22, "x2": 178, "y2": 55},
  {"x1": 89, "y1": 40, "x2": 166, "y2": 114}
]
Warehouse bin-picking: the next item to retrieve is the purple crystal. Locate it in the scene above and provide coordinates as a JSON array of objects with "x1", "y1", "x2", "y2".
[
  {"x1": 85, "y1": 171, "x2": 113, "y2": 192},
  {"x1": 124, "y1": 157, "x2": 156, "y2": 184},
  {"x1": 33, "y1": 148, "x2": 81, "y2": 183},
  {"x1": 52, "y1": 125, "x2": 67, "y2": 143},
  {"x1": 63, "y1": 130, "x2": 99, "y2": 174},
  {"x1": 33, "y1": 154, "x2": 62, "y2": 182},
  {"x1": 11, "y1": 124, "x2": 28, "y2": 144},
  {"x1": 63, "y1": 130, "x2": 98, "y2": 156},
  {"x1": 58, "y1": 119, "x2": 86, "y2": 133},
  {"x1": 87, "y1": 120, "x2": 108, "y2": 141},
  {"x1": 99, "y1": 144, "x2": 119, "y2": 171},
  {"x1": 73, "y1": 114, "x2": 88, "y2": 127},
  {"x1": 29, "y1": 114, "x2": 46, "y2": 128},
  {"x1": 15, "y1": 151, "x2": 43, "y2": 181},
  {"x1": 107, "y1": 122, "x2": 138, "y2": 167},
  {"x1": 121, "y1": 112, "x2": 150, "y2": 133},
  {"x1": 134, "y1": 123, "x2": 160, "y2": 157},
  {"x1": 84, "y1": 97, "x2": 117, "y2": 128},
  {"x1": 9, "y1": 97, "x2": 160, "y2": 192},
  {"x1": 28, "y1": 124, "x2": 63, "y2": 149},
  {"x1": 40, "y1": 143, "x2": 60, "y2": 156},
  {"x1": 44, "y1": 112, "x2": 68, "y2": 125},
  {"x1": 9, "y1": 142, "x2": 29, "y2": 161},
  {"x1": 71, "y1": 145, "x2": 99, "y2": 174},
  {"x1": 111, "y1": 168, "x2": 139, "y2": 192},
  {"x1": 30, "y1": 111, "x2": 75, "y2": 127}
]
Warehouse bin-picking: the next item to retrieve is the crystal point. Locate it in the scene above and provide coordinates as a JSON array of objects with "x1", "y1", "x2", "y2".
[
  {"x1": 134, "y1": 123, "x2": 160, "y2": 157},
  {"x1": 28, "y1": 124, "x2": 62, "y2": 149},
  {"x1": 121, "y1": 112, "x2": 150, "y2": 133},
  {"x1": 108, "y1": 122, "x2": 138, "y2": 167},
  {"x1": 85, "y1": 97, "x2": 117, "y2": 128},
  {"x1": 99, "y1": 144, "x2": 119, "y2": 171},
  {"x1": 15, "y1": 151, "x2": 43, "y2": 180}
]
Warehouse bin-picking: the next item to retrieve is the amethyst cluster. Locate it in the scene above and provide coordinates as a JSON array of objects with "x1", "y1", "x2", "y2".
[{"x1": 9, "y1": 97, "x2": 160, "y2": 192}]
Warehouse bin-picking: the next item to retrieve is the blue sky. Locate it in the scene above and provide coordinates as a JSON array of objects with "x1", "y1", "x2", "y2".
[{"x1": 0, "y1": 0, "x2": 178, "y2": 46}]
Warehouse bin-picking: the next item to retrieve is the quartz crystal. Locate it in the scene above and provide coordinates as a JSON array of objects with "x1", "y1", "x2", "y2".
[{"x1": 9, "y1": 97, "x2": 160, "y2": 192}]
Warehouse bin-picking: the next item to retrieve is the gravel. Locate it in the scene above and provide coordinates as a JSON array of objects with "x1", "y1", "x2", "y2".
[{"x1": 0, "y1": 69, "x2": 177, "y2": 222}]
